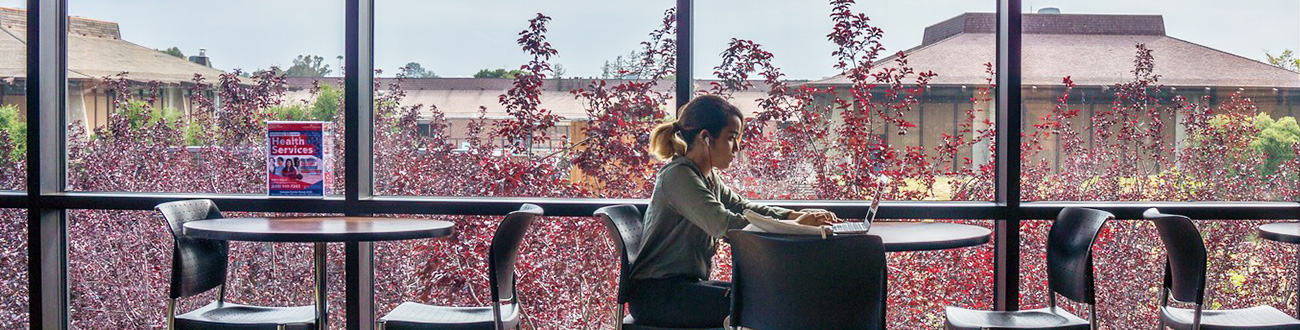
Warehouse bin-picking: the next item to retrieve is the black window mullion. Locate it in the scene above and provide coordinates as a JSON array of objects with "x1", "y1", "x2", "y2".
[
  {"x1": 27, "y1": 0, "x2": 69, "y2": 328},
  {"x1": 344, "y1": 0, "x2": 376, "y2": 328},
  {"x1": 675, "y1": 0, "x2": 692, "y2": 109},
  {"x1": 994, "y1": 0, "x2": 1023, "y2": 312}
]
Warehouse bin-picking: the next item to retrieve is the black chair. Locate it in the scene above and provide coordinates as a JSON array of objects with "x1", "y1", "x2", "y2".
[
  {"x1": 156, "y1": 199, "x2": 318, "y2": 330},
  {"x1": 595, "y1": 204, "x2": 721, "y2": 330},
  {"x1": 1145, "y1": 208, "x2": 1300, "y2": 330},
  {"x1": 727, "y1": 230, "x2": 888, "y2": 330},
  {"x1": 945, "y1": 207, "x2": 1112, "y2": 330},
  {"x1": 378, "y1": 204, "x2": 542, "y2": 330}
]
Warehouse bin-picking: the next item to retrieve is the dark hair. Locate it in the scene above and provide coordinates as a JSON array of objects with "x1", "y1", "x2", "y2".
[{"x1": 649, "y1": 95, "x2": 744, "y2": 160}]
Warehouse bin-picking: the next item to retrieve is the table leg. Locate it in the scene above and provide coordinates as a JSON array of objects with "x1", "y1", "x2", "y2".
[{"x1": 316, "y1": 242, "x2": 328, "y2": 329}]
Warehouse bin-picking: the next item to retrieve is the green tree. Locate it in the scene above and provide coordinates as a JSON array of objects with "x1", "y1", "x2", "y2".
[
  {"x1": 472, "y1": 68, "x2": 524, "y2": 79},
  {"x1": 1251, "y1": 113, "x2": 1300, "y2": 175},
  {"x1": 552, "y1": 63, "x2": 567, "y2": 79},
  {"x1": 402, "y1": 62, "x2": 439, "y2": 78},
  {"x1": 311, "y1": 84, "x2": 341, "y2": 120},
  {"x1": 285, "y1": 54, "x2": 332, "y2": 77},
  {"x1": 0, "y1": 104, "x2": 25, "y2": 161},
  {"x1": 157, "y1": 46, "x2": 184, "y2": 59},
  {"x1": 600, "y1": 49, "x2": 672, "y2": 79},
  {"x1": 1267, "y1": 50, "x2": 1300, "y2": 72},
  {"x1": 600, "y1": 51, "x2": 639, "y2": 79},
  {"x1": 267, "y1": 104, "x2": 310, "y2": 121}
]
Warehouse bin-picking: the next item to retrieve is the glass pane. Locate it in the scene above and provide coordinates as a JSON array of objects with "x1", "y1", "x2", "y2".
[
  {"x1": 877, "y1": 219, "x2": 993, "y2": 327},
  {"x1": 68, "y1": 210, "x2": 344, "y2": 328},
  {"x1": 700, "y1": 1, "x2": 997, "y2": 202},
  {"x1": 1019, "y1": 1, "x2": 1300, "y2": 202},
  {"x1": 0, "y1": 4, "x2": 27, "y2": 191},
  {"x1": 1020, "y1": 219, "x2": 1297, "y2": 328},
  {"x1": 375, "y1": 214, "x2": 617, "y2": 329},
  {"x1": 0, "y1": 208, "x2": 26, "y2": 326},
  {"x1": 64, "y1": 1, "x2": 345, "y2": 196},
  {"x1": 369, "y1": 1, "x2": 675, "y2": 199}
]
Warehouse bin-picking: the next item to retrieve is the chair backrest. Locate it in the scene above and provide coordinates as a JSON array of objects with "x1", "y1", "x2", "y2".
[
  {"x1": 487, "y1": 204, "x2": 542, "y2": 304},
  {"x1": 155, "y1": 199, "x2": 229, "y2": 299},
  {"x1": 594, "y1": 204, "x2": 644, "y2": 304},
  {"x1": 1046, "y1": 207, "x2": 1112, "y2": 305},
  {"x1": 1143, "y1": 208, "x2": 1207, "y2": 305},
  {"x1": 728, "y1": 231, "x2": 887, "y2": 330}
]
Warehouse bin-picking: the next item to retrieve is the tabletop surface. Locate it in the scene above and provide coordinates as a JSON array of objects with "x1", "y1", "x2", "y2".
[
  {"x1": 183, "y1": 216, "x2": 455, "y2": 242},
  {"x1": 864, "y1": 221, "x2": 993, "y2": 252},
  {"x1": 1258, "y1": 222, "x2": 1300, "y2": 245}
]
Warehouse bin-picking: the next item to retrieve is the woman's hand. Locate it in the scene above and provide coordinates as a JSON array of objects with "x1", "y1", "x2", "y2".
[{"x1": 789, "y1": 210, "x2": 837, "y2": 226}]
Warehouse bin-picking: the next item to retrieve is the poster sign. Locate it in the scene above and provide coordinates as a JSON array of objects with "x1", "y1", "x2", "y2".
[{"x1": 267, "y1": 121, "x2": 333, "y2": 198}]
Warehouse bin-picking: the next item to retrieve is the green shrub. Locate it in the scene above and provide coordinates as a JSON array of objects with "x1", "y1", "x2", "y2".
[
  {"x1": 0, "y1": 104, "x2": 24, "y2": 161},
  {"x1": 1251, "y1": 113, "x2": 1300, "y2": 175}
]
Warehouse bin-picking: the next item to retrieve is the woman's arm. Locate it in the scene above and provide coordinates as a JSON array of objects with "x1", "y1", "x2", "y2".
[
  {"x1": 660, "y1": 167, "x2": 751, "y2": 238},
  {"x1": 715, "y1": 181, "x2": 837, "y2": 225},
  {"x1": 713, "y1": 176, "x2": 793, "y2": 220}
]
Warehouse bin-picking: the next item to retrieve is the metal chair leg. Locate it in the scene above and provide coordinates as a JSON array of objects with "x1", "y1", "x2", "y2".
[
  {"x1": 1089, "y1": 303, "x2": 1098, "y2": 330},
  {"x1": 166, "y1": 298, "x2": 177, "y2": 330},
  {"x1": 613, "y1": 304, "x2": 624, "y2": 330},
  {"x1": 1192, "y1": 303, "x2": 1203, "y2": 330},
  {"x1": 217, "y1": 284, "x2": 226, "y2": 305}
]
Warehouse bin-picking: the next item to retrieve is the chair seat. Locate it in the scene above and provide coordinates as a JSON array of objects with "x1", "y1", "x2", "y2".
[
  {"x1": 945, "y1": 306, "x2": 1089, "y2": 330},
  {"x1": 621, "y1": 314, "x2": 724, "y2": 330},
  {"x1": 1161, "y1": 305, "x2": 1300, "y2": 330},
  {"x1": 379, "y1": 301, "x2": 519, "y2": 330},
  {"x1": 175, "y1": 301, "x2": 317, "y2": 330}
]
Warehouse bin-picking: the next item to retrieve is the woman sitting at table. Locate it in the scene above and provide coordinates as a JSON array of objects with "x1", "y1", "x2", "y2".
[{"x1": 626, "y1": 95, "x2": 837, "y2": 328}]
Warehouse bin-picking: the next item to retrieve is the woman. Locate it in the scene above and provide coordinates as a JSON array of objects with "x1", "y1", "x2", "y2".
[
  {"x1": 282, "y1": 158, "x2": 299, "y2": 180},
  {"x1": 626, "y1": 95, "x2": 837, "y2": 327}
]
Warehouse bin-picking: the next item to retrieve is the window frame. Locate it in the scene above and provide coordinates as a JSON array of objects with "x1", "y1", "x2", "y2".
[{"x1": 17, "y1": 0, "x2": 1298, "y2": 329}]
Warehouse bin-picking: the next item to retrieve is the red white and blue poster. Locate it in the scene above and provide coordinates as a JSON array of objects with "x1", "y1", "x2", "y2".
[{"x1": 267, "y1": 121, "x2": 333, "y2": 198}]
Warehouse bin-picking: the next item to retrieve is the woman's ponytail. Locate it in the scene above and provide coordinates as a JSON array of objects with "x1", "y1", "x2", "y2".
[
  {"x1": 648, "y1": 95, "x2": 744, "y2": 161},
  {"x1": 649, "y1": 122, "x2": 688, "y2": 160}
]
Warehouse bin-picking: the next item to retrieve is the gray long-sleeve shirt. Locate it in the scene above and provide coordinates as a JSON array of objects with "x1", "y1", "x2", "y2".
[{"x1": 628, "y1": 156, "x2": 793, "y2": 282}]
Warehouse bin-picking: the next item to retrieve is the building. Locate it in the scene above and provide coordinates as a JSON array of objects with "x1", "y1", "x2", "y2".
[
  {"x1": 809, "y1": 11, "x2": 1300, "y2": 170},
  {"x1": 0, "y1": 7, "x2": 225, "y2": 132},
  {"x1": 284, "y1": 76, "x2": 784, "y2": 151}
]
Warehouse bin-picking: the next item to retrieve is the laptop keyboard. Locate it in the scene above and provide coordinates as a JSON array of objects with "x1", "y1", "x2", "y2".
[{"x1": 832, "y1": 221, "x2": 871, "y2": 233}]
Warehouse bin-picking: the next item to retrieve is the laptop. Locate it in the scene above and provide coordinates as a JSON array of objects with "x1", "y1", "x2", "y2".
[{"x1": 831, "y1": 174, "x2": 887, "y2": 234}]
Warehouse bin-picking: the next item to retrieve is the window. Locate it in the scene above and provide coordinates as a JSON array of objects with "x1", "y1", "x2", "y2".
[
  {"x1": 698, "y1": 1, "x2": 997, "y2": 202},
  {"x1": 68, "y1": 210, "x2": 343, "y2": 327},
  {"x1": 64, "y1": 0, "x2": 346, "y2": 195},
  {"x1": 12, "y1": 1, "x2": 1300, "y2": 328},
  {"x1": 1019, "y1": 1, "x2": 1300, "y2": 202},
  {"x1": 372, "y1": 1, "x2": 674, "y2": 199},
  {"x1": 374, "y1": 214, "x2": 617, "y2": 329},
  {"x1": 1020, "y1": 218, "x2": 1297, "y2": 327},
  {"x1": 0, "y1": 209, "x2": 25, "y2": 326},
  {"x1": 0, "y1": 4, "x2": 26, "y2": 191}
]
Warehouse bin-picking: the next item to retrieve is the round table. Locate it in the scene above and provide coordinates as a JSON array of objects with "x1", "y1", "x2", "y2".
[
  {"x1": 1258, "y1": 222, "x2": 1300, "y2": 317},
  {"x1": 860, "y1": 221, "x2": 993, "y2": 252},
  {"x1": 183, "y1": 216, "x2": 455, "y2": 329}
]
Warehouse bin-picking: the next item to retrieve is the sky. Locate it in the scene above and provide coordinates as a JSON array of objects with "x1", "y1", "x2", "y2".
[{"x1": 2, "y1": 0, "x2": 1296, "y2": 80}]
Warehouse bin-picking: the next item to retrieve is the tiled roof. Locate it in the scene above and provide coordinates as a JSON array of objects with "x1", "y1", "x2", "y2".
[
  {"x1": 0, "y1": 7, "x2": 226, "y2": 83},
  {"x1": 813, "y1": 13, "x2": 1300, "y2": 88},
  {"x1": 923, "y1": 12, "x2": 1164, "y2": 45}
]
